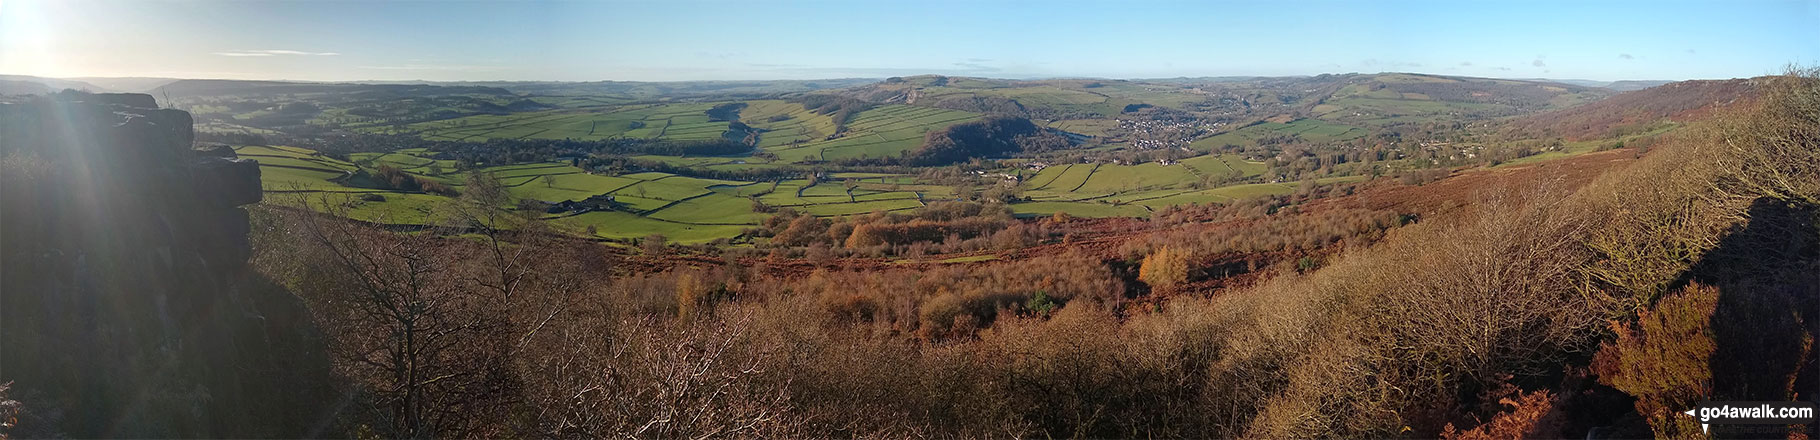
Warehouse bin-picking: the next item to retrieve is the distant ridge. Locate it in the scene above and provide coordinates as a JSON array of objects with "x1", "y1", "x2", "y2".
[
  {"x1": 1503, "y1": 78, "x2": 1760, "y2": 140},
  {"x1": 1517, "y1": 78, "x2": 1674, "y2": 91},
  {"x1": 150, "y1": 79, "x2": 514, "y2": 99},
  {"x1": 0, "y1": 75, "x2": 108, "y2": 94},
  {"x1": 69, "y1": 77, "x2": 182, "y2": 93}
]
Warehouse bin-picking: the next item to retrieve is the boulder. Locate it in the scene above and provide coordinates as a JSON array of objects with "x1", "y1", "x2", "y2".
[
  {"x1": 1, "y1": 91, "x2": 334, "y2": 437},
  {"x1": 192, "y1": 156, "x2": 264, "y2": 207}
]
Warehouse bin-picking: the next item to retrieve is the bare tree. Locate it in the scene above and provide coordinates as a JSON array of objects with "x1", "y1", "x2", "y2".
[
  {"x1": 520, "y1": 311, "x2": 792, "y2": 438},
  {"x1": 445, "y1": 170, "x2": 582, "y2": 365},
  {"x1": 277, "y1": 194, "x2": 499, "y2": 438},
  {"x1": 266, "y1": 186, "x2": 584, "y2": 438}
]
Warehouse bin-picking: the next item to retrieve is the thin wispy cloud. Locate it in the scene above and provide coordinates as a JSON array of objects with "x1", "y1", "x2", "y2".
[
  {"x1": 357, "y1": 64, "x2": 505, "y2": 72},
  {"x1": 694, "y1": 51, "x2": 744, "y2": 60},
  {"x1": 1619, "y1": 53, "x2": 1634, "y2": 60},
  {"x1": 212, "y1": 49, "x2": 340, "y2": 57},
  {"x1": 952, "y1": 60, "x2": 1000, "y2": 72}
]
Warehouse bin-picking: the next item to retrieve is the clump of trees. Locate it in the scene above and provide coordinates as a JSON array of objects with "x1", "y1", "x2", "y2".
[
  {"x1": 1137, "y1": 246, "x2": 1190, "y2": 289},
  {"x1": 929, "y1": 96, "x2": 1029, "y2": 117},
  {"x1": 704, "y1": 102, "x2": 747, "y2": 122},
  {"x1": 793, "y1": 95, "x2": 874, "y2": 132},
  {"x1": 747, "y1": 201, "x2": 1055, "y2": 256},
  {"x1": 902, "y1": 117, "x2": 1072, "y2": 166},
  {"x1": 360, "y1": 164, "x2": 456, "y2": 195}
]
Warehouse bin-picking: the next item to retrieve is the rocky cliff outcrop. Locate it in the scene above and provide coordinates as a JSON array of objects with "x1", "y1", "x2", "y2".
[{"x1": 1, "y1": 91, "x2": 335, "y2": 437}]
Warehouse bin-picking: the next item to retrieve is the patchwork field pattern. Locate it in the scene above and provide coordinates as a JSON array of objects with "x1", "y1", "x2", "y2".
[
  {"x1": 387, "y1": 102, "x2": 733, "y2": 142},
  {"x1": 247, "y1": 140, "x2": 1355, "y2": 244},
  {"x1": 764, "y1": 105, "x2": 981, "y2": 162},
  {"x1": 1189, "y1": 119, "x2": 1368, "y2": 150}
]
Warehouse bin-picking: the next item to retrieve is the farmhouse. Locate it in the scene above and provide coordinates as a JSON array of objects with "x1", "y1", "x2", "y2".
[{"x1": 543, "y1": 193, "x2": 624, "y2": 214}]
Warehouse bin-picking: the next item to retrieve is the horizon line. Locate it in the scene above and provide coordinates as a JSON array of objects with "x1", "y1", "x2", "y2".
[{"x1": 4, "y1": 70, "x2": 1713, "y2": 87}]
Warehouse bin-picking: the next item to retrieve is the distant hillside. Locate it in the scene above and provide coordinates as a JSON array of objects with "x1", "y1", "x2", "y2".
[
  {"x1": 1603, "y1": 80, "x2": 1675, "y2": 91},
  {"x1": 1503, "y1": 78, "x2": 1761, "y2": 140},
  {"x1": 822, "y1": 74, "x2": 1208, "y2": 119},
  {"x1": 154, "y1": 79, "x2": 514, "y2": 99},
  {"x1": 0, "y1": 75, "x2": 107, "y2": 94},
  {"x1": 470, "y1": 79, "x2": 878, "y2": 99},
  {"x1": 1303, "y1": 73, "x2": 1611, "y2": 125},
  {"x1": 813, "y1": 73, "x2": 1611, "y2": 127},
  {"x1": 0, "y1": 80, "x2": 54, "y2": 96},
  {"x1": 69, "y1": 77, "x2": 181, "y2": 93},
  {"x1": 1520, "y1": 78, "x2": 1673, "y2": 91}
]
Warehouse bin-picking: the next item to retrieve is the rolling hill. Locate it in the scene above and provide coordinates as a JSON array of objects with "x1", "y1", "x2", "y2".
[{"x1": 1502, "y1": 78, "x2": 1761, "y2": 140}]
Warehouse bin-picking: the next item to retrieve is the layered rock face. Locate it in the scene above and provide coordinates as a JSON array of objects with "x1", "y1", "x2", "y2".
[{"x1": 1, "y1": 92, "x2": 334, "y2": 437}]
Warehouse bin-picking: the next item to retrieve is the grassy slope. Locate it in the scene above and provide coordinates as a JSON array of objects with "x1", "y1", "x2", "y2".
[{"x1": 765, "y1": 104, "x2": 982, "y2": 162}]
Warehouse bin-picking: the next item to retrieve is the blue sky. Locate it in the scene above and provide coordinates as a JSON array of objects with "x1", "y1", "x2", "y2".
[{"x1": 3, "y1": 0, "x2": 1816, "y2": 82}]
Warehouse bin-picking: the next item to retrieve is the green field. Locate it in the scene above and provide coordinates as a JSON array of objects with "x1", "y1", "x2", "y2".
[
  {"x1": 739, "y1": 99, "x2": 840, "y2": 148},
  {"x1": 1025, "y1": 154, "x2": 1267, "y2": 196},
  {"x1": 1190, "y1": 119, "x2": 1368, "y2": 150},
  {"x1": 1047, "y1": 119, "x2": 1119, "y2": 137},
  {"x1": 387, "y1": 102, "x2": 735, "y2": 142},
  {"x1": 509, "y1": 172, "x2": 643, "y2": 202},
  {"x1": 1012, "y1": 154, "x2": 1313, "y2": 216},
  {"x1": 247, "y1": 142, "x2": 1365, "y2": 242},
  {"x1": 860, "y1": 76, "x2": 1211, "y2": 118},
  {"x1": 1009, "y1": 201, "x2": 1150, "y2": 218},
  {"x1": 764, "y1": 105, "x2": 980, "y2": 162}
]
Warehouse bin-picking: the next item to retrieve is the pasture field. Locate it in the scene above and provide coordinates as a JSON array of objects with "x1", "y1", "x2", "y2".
[
  {"x1": 1047, "y1": 119, "x2": 1119, "y2": 137},
  {"x1": 646, "y1": 193, "x2": 763, "y2": 225},
  {"x1": 1190, "y1": 119, "x2": 1368, "y2": 150},
  {"x1": 236, "y1": 145, "x2": 350, "y2": 163},
  {"x1": 711, "y1": 182, "x2": 776, "y2": 197},
  {"x1": 388, "y1": 102, "x2": 733, "y2": 142},
  {"x1": 331, "y1": 193, "x2": 454, "y2": 225},
  {"x1": 265, "y1": 192, "x2": 451, "y2": 225},
  {"x1": 246, "y1": 143, "x2": 1361, "y2": 243},
  {"x1": 609, "y1": 177, "x2": 714, "y2": 202},
  {"x1": 1179, "y1": 154, "x2": 1270, "y2": 177},
  {"x1": 350, "y1": 149, "x2": 461, "y2": 178},
  {"x1": 1030, "y1": 163, "x2": 1097, "y2": 191},
  {"x1": 869, "y1": 78, "x2": 1210, "y2": 117},
  {"x1": 509, "y1": 172, "x2": 643, "y2": 202},
  {"x1": 1008, "y1": 201, "x2": 1150, "y2": 218},
  {"x1": 630, "y1": 155, "x2": 765, "y2": 167},
  {"x1": 258, "y1": 166, "x2": 365, "y2": 192},
  {"x1": 197, "y1": 121, "x2": 280, "y2": 135},
  {"x1": 794, "y1": 198, "x2": 925, "y2": 216},
  {"x1": 1313, "y1": 96, "x2": 1497, "y2": 125},
  {"x1": 739, "y1": 99, "x2": 839, "y2": 148},
  {"x1": 1025, "y1": 154, "x2": 1265, "y2": 196},
  {"x1": 242, "y1": 155, "x2": 354, "y2": 173},
  {"x1": 764, "y1": 105, "x2": 980, "y2": 162},
  {"x1": 526, "y1": 95, "x2": 634, "y2": 108},
  {"x1": 234, "y1": 146, "x2": 364, "y2": 191},
  {"x1": 1073, "y1": 162, "x2": 1199, "y2": 193}
]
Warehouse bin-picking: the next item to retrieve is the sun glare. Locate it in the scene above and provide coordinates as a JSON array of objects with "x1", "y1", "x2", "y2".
[{"x1": 0, "y1": 0, "x2": 64, "y2": 77}]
